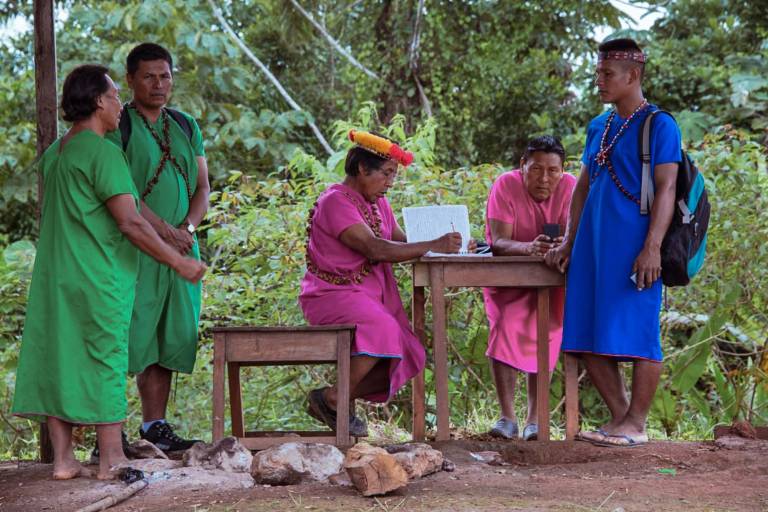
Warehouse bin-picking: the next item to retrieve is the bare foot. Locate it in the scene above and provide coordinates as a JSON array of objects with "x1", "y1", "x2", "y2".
[
  {"x1": 53, "y1": 460, "x2": 91, "y2": 480},
  {"x1": 604, "y1": 421, "x2": 646, "y2": 439},
  {"x1": 98, "y1": 455, "x2": 129, "y2": 480},
  {"x1": 96, "y1": 467, "x2": 119, "y2": 480},
  {"x1": 600, "y1": 419, "x2": 625, "y2": 435}
]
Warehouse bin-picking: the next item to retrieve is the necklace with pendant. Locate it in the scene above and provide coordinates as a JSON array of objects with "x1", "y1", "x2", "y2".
[{"x1": 594, "y1": 100, "x2": 649, "y2": 169}]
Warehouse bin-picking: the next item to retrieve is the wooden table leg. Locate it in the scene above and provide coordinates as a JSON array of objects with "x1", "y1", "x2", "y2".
[
  {"x1": 536, "y1": 288, "x2": 551, "y2": 441},
  {"x1": 430, "y1": 265, "x2": 450, "y2": 441},
  {"x1": 564, "y1": 353, "x2": 579, "y2": 440},
  {"x1": 227, "y1": 362, "x2": 244, "y2": 438},
  {"x1": 212, "y1": 332, "x2": 226, "y2": 443},
  {"x1": 412, "y1": 284, "x2": 426, "y2": 441}
]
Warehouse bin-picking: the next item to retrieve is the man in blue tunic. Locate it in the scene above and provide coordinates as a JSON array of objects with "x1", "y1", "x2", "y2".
[{"x1": 546, "y1": 38, "x2": 681, "y2": 447}]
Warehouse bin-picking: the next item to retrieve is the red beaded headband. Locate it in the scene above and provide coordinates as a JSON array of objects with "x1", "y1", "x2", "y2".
[{"x1": 598, "y1": 50, "x2": 646, "y2": 63}]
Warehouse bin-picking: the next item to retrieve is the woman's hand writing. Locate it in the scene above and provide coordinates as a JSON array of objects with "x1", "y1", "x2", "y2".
[{"x1": 431, "y1": 232, "x2": 463, "y2": 254}]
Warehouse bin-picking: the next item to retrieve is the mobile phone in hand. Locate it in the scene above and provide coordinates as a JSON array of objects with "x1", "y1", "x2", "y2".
[{"x1": 543, "y1": 223, "x2": 560, "y2": 240}]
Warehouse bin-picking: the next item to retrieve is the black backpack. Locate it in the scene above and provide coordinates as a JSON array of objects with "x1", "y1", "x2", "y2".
[
  {"x1": 639, "y1": 110, "x2": 710, "y2": 287},
  {"x1": 118, "y1": 104, "x2": 193, "y2": 151}
]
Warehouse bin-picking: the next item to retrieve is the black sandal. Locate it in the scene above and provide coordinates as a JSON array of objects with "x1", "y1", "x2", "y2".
[
  {"x1": 307, "y1": 388, "x2": 369, "y2": 437},
  {"x1": 307, "y1": 388, "x2": 337, "y2": 429}
]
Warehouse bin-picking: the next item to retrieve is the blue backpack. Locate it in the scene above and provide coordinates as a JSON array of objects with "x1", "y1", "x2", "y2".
[{"x1": 639, "y1": 110, "x2": 710, "y2": 287}]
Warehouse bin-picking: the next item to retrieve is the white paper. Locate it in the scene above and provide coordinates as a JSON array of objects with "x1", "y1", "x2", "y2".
[{"x1": 402, "y1": 205, "x2": 476, "y2": 256}]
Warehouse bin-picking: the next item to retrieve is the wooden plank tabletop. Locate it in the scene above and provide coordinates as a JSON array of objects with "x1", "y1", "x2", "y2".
[
  {"x1": 210, "y1": 324, "x2": 355, "y2": 333},
  {"x1": 406, "y1": 255, "x2": 546, "y2": 263}
]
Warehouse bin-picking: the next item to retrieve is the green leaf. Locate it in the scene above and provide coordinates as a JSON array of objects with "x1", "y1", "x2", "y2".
[
  {"x1": 672, "y1": 343, "x2": 711, "y2": 394},
  {"x1": 3, "y1": 240, "x2": 35, "y2": 270}
]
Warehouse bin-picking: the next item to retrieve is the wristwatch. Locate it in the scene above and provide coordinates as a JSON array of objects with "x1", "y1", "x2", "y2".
[{"x1": 185, "y1": 222, "x2": 196, "y2": 235}]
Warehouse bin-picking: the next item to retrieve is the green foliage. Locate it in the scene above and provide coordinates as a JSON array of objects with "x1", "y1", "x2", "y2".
[
  {"x1": 653, "y1": 128, "x2": 768, "y2": 435},
  {"x1": 640, "y1": 0, "x2": 768, "y2": 136},
  {"x1": 1, "y1": 0, "x2": 768, "y2": 457},
  {"x1": 0, "y1": 239, "x2": 35, "y2": 456}
]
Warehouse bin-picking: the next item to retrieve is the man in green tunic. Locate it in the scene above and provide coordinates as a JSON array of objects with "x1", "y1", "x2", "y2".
[
  {"x1": 105, "y1": 43, "x2": 211, "y2": 451},
  {"x1": 12, "y1": 65, "x2": 206, "y2": 480}
]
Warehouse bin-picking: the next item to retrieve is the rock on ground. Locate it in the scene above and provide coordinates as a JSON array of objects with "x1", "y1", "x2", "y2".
[
  {"x1": 114, "y1": 458, "x2": 254, "y2": 495},
  {"x1": 251, "y1": 442, "x2": 344, "y2": 486},
  {"x1": 385, "y1": 443, "x2": 444, "y2": 479},
  {"x1": 469, "y1": 451, "x2": 508, "y2": 466},
  {"x1": 183, "y1": 437, "x2": 253, "y2": 473},
  {"x1": 715, "y1": 435, "x2": 754, "y2": 450},
  {"x1": 344, "y1": 442, "x2": 408, "y2": 496},
  {"x1": 126, "y1": 439, "x2": 169, "y2": 460}
]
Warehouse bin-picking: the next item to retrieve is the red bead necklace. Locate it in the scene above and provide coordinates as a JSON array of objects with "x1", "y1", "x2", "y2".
[
  {"x1": 591, "y1": 101, "x2": 650, "y2": 206},
  {"x1": 594, "y1": 100, "x2": 649, "y2": 168},
  {"x1": 305, "y1": 189, "x2": 382, "y2": 285}
]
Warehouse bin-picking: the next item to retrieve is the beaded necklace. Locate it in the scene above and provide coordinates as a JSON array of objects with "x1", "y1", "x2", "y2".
[
  {"x1": 305, "y1": 188, "x2": 382, "y2": 285},
  {"x1": 130, "y1": 104, "x2": 193, "y2": 202},
  {"x1": 592, "y1": 100, "x2": 649, "y2": 206}
]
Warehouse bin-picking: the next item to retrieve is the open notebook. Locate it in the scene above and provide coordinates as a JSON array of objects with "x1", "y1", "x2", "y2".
[{"x1": 402, "y1": 205, "x2": 487, "y2": 257}]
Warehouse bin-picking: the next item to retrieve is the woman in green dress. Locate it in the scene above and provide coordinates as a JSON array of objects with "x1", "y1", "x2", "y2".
[{"x1": 11, "y1": 65, "x2": 206, "y2": 480}]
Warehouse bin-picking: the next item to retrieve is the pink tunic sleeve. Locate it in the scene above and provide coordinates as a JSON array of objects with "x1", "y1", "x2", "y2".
[
  {"x1": 315, "y1": 189, "x2": 366, "y2": 238},
  {"x1": 486, "y1": 174, "x2": 516, "y2": 224},
  {"x1": 485, "y1": 171, "x2": 518, "y2": 244}
]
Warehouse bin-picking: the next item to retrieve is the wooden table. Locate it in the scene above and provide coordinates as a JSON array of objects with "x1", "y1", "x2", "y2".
[{"x1": 409, "y1": 255, "x2": 579, "y2": 442}]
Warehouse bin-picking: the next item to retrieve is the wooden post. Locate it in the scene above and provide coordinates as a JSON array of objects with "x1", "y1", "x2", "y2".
[
  {"x1": 411, "y1": 283, "x2": 426, "y2": 441},
  {"x1": 536, "y1": 288, "x2": 550, "y2": 441},
  {"x1": 33, "y1": 0, "x2": 57, "y2": 464}
]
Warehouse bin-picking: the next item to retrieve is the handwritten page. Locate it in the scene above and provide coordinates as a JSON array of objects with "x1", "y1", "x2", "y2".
[{"x1": 402, "y1": 205, "x2": 480, "y2": 256}]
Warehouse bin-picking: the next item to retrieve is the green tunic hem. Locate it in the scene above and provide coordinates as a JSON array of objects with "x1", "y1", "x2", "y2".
[
  {"x1": 12, "y1": 412, "x2": 126, "y2": 426},
  {"x1": 129, "y1": 360, "x2": 195, "y2": 376}
]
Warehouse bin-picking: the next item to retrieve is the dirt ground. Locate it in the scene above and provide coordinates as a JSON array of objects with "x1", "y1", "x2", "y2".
[{"x1": 1, "y1": 438, "x2": 767, "y2": 512}]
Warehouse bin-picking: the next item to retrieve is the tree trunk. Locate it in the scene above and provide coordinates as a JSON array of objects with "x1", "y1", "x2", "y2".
[{"x1": 33, "y1": 0, "x2": 57, "y2": 466}]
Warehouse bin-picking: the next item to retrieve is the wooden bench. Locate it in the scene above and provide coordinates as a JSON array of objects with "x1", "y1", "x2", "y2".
[{"x1": 211, "y1": 325, "x2": 355, "y2": 450}]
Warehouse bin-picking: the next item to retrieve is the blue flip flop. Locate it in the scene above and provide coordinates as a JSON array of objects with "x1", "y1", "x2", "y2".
[
  {"x1": 591, "y1": 433, "x2": 649, "y2": 448},
  {"x1": 576, "y1": 428, "x2": 609, "y2": 443},
  {"x1": 522, "y1": 423, "x2": 538, "y2": 441},
  {"x1": 489, "y1": 417, "x2": 519, "y2": 439}
]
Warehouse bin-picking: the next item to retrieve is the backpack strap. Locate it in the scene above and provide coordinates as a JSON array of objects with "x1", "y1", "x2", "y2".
[
  {"x1": 118, "y1": 103, "x2": 132, "y2": 151},
  {"x1": 639, "y1": 109, "x2": 676, "y2": 215},
  {"x1": 118, "y1": 105, "x2": 195, "y2": 151},
  {"x1": 165, "y1": 108, "x2": 194, "y2": 142}
]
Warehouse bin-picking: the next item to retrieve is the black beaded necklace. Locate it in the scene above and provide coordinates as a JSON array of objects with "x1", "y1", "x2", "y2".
[{"x1": 129, "y1": 104, "x2": 193, "y2": 202}]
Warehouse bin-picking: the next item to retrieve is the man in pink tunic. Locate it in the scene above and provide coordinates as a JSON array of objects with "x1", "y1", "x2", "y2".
[
  {"x1": 300, "y1": 130, "x2": 465, "y2": 436},
  {"x1": 483, "y1": 136, "x2": 576, "y2": 440}
]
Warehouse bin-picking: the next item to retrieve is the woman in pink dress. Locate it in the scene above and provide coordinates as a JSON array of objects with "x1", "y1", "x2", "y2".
[
  {"x1": 300, "y1": 130, "x2": 464, "y2": 436},
  {"x1": 484, "y1": 135, "x2": 576, "y2": 441}
]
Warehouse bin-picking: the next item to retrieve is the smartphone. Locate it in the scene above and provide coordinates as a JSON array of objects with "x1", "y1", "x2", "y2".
[{"x1": 543, "y1": 223, "x2": 561, "y2": 240}]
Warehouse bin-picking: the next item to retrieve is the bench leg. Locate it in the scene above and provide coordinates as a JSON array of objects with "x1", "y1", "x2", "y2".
[
  {"x1": 336, "y1": 330, "x2": 351, "y2": 446},
  {"x1": 212, "y1": 333, "x2": 226, "y2": 443},
  {"x1": 228, "y1": 362, "x2": 244, "y2": 438}
]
